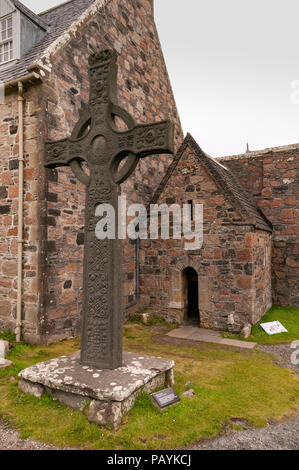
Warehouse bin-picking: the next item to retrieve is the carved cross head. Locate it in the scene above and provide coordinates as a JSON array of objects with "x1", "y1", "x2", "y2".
[{"x1": 44, "y1": 49, "x2": 174, "y2": 187}]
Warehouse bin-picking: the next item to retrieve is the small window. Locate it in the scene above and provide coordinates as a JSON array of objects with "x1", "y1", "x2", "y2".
[{"x1": 0, "y1": 15, "x2": 13, "y2": 64}]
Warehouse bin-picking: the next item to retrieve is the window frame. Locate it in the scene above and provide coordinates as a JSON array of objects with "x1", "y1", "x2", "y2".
[{"x1": 0, "y1": 13, "x2": 13, "y2": 65}]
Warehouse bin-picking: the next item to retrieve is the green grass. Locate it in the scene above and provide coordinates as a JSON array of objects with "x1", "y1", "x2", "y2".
[
  {"x1": 0, "y1": 323, "x2": 298, "y2": 449},
  {"x1": 0, "y1": 330, "x2": 17, "y2": 344},
  {"x1": 223, "y1": 305, "x2": 299, "y2": 345}
]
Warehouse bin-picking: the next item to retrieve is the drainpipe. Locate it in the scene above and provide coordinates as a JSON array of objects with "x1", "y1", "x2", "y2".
[
  {"x1": 4, "y1": 71, "x2": 41, "y2": 342},
  {"x1": 123, "y1": 237, "x2": 140, "y2": 315},
  {"x1": 16, "y1": 81, "x2": 24, "y2": 342}
]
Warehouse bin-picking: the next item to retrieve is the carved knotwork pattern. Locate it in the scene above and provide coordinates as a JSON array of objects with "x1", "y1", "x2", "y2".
[
  {"x1": 45, "y1": 140, "x2": 68, "y2": 165},
  {"x1": 90, "y1": 64, "x2": 109, "y2": 112},
  {"x1": 136, "y1": 125, "x2": 168, "y2": 150},
  {"x1": 88, "y1": 49, "x2": 117, "y2": 66},
  {"x1": 84, "y1": 237, "x2": 111, "y2": 363},
  {"x1": 118, "y1": 134, "x2": 135, "y2": 149}
]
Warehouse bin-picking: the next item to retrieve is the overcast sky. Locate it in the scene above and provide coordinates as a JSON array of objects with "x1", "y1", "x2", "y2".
[{"x1": 24, "y1": 0, "x2": 299, "y2": 156}]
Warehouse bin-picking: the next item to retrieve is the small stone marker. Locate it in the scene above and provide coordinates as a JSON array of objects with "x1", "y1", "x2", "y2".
[
  {"x1": 181, "y1": 389, "x2": 195, "y2": 398},
  {"x1": 0, "y1": 342, "x2": 4, "y2": 365},
  {"x1": 151, "y1": 387, "x2": 180, "y2": 410},
  {"x1": 0, "y1": 340, "x2": 13, "y2": 369}
]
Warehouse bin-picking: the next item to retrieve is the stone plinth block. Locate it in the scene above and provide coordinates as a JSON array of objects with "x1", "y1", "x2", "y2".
[{"x1": 18, "y1": 352, "x2": 175, "y2": 428}]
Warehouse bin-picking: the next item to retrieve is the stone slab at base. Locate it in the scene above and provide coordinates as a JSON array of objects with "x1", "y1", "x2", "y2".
[
  {"x1": 18, "y1": 352, "x2": 174, "y2": 428},
  {"x1": 0, "y1": 359, "x2": 13, "y2": 369}
]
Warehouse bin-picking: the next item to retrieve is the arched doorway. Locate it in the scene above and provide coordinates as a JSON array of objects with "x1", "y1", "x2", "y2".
[{"x1": 182, "y1": 267, "x2": 200, "y2": 323}]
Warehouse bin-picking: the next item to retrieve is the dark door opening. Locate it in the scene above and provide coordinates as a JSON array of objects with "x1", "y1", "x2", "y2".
[{"x1": 183, "y1": 267, "x2": 200, "y2": 323}]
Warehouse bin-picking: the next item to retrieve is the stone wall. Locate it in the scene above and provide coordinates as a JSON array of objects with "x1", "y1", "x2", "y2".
[
  {"x1": 139, "y1": 145, "x2": 272, "y2": 332},
  {"x1": 0, "y1": 0, "x2": 183, "y2": 343},
  {"x1": 218, "y1": 145, "x2": 299, "y2": 307},
  {"x1": 0, "y1": 83, "x2": 45, "y2": 341}
]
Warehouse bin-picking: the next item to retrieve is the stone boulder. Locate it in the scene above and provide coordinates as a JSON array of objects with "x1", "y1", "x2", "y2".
[{"x1": 241, "y1": 324, "x2": 252, "y2": 339}]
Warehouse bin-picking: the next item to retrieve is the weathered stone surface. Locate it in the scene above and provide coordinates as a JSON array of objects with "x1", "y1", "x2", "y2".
[
  {"x1": 184, "y1": 381, "x2": 194, "y2": 389},
  {"x1": 18, "y1": 351, "x2": 174, "y2": 427},
  {"x1": 88, "y1": 400, "x2": 122, "y2": 428},
  {"x1": 46, "y1": 388, "x2": 90, "y2": 411},
  {"x1": 18, "y1": 379, "x2": 44, "y2": 398},
  {"x1": 167, "y1": 326, "x2": 257, "y2": 349},
  {"x1": 181, "y1": 389, "x2": 195, "y2": 398},
  {"x1": 219, "y1": 147, "x2": 299, "y2": 308},
  {"x1": 19, "y1": 352, "x2": 174, "y2": 401},
  {"x1": 139, "y1": 313, "x2": 153, "y2": 324},
  {"x1": 241, "y1": 324, "x2": 252, "y2": 339},
  {"x1": 0, "y1": 339, "x2": 9, "y2": 358}
]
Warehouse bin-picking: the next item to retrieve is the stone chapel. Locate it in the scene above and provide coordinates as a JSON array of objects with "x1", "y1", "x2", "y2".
[{"x1": 0, "y1": 0, "x2": 297, "y2": 343}]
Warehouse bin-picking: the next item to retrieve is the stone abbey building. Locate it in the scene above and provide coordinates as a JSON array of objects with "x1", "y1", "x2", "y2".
[{"x1": 0, "y1": 0, "x2": 298, "y2": 343}]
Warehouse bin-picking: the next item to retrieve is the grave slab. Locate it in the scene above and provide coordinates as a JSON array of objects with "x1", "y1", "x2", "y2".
[
  {"x1": 167, "y1": 326, "x2": 199, "y2": 339},
  {"x1": 18, "y1": 351, "x2": 174, "y2": 428},
  {"x1": 166, "y1": 327, "x2": 256, "y2": 349}
]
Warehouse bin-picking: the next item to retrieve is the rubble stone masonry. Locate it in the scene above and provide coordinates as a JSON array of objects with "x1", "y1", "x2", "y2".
[
  {"x1": 139, "y1": 145, "x2": 272, "y2": 332},
  {"x1": 218, "y1": 145, "x2": 299, "y2": 308}
]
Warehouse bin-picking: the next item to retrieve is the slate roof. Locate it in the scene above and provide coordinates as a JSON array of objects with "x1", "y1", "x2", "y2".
[
  {"x1": 151, "y1": 133, "x2": 272, "y2": 233},
  {"x1": 0, "y1": 0, "x2": 95, "y2": 83}
]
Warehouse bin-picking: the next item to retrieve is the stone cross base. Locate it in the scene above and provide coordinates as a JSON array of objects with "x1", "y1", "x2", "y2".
[{"x1": 18, "y1": 352, "x2": 175, "y2": 428}]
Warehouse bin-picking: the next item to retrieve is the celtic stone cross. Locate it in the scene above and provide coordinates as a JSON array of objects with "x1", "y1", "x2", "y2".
[{"x1": 44, "y1": 49, "x2": 174, "y2": 369}]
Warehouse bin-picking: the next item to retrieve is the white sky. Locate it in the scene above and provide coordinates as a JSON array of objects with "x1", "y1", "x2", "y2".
[{"x1": 24, "y1": 0, "x2": 299, "y2": 156}]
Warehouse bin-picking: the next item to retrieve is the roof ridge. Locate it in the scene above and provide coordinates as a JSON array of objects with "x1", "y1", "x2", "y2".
[
  {"x1": 38, "y1": 0, "x2": 74, "y2": 17},
  {"x1": 28, "y1": 0, "x2": 110, "y2": 74},
  {"x1": 217, "y1": 142, "x2": 299, "y2": 161}
]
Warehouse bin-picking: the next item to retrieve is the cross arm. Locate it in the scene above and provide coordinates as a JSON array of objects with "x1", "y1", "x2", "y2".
[
  {"x1": 44, "y1": 138, "x2": 72, "y2": 169},
  {"x1": 45, "y1": 138, "x2": 90, "y2": 185},
  {"x1": 111, "y1": 120, "x2": 174, "y2": 184},
  {"x1": 116, "y1": 120, "x2": 174, "y2": 159}
]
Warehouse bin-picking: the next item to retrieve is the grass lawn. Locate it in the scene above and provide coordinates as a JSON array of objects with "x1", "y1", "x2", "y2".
[
  {"x1": 223, "y1": 305, "x2": 299, "y2": 345},
  {"x1": 0, "y1": 323, "x2": 298, "y2": 450}
]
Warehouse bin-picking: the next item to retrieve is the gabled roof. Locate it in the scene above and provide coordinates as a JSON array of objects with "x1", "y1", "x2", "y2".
[
  {"x1": 13, "y1": 0, "x2": 48, "y2": 30},
  {"x1": 151, "y1": 133, "x2": 272, "y2": 233},
  {"x1": 0, "y1": 0, "x2": 102, "y2": 83}
]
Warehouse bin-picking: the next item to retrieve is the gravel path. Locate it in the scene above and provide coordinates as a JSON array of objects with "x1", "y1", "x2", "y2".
[
  {"x1": 258, "y1": 343, "x2": 299, "y2": 373},
  {"x1": 190, "y1": 415, "x2": 299, "y2": 450},
  {"x1": 0, "y1": 419, "x2": 60, "y2": 450}
]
